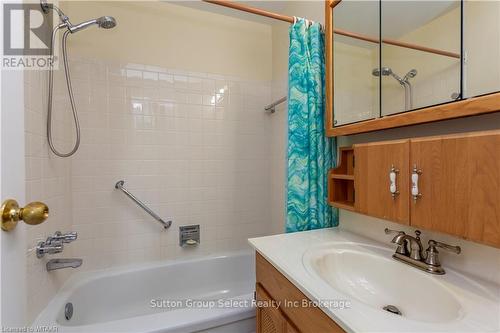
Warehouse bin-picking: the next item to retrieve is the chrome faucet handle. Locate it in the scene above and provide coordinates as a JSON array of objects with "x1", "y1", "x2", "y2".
[
  {"x1": 36, "y1": 240, "x2": 63, "y2": 258},
  {"x1": 48, "y1": 231, "x2": 77, "y2": 244},
  {"x1": 425, "y1": 240, "x2": 461, "y2": 266},
  {"x1": 384, "y1": 228, "x2": 408, "y2": 255}
]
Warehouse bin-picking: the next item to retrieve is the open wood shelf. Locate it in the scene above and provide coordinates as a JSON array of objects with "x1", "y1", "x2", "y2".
[
  {"x1": 331, "y1": 147, "x2": 354, "y2": 175},
  {"x1": 328, "y1": 147, "x2": 355, "y2": 210},
  {"x1": 330, "y1": 200, "x2": 355, "y2": 211},
  {"x1": 331, "y1": 174, "x2": 354, "y2": 180}
]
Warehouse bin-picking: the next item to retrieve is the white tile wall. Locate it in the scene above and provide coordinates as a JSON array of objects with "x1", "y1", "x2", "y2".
[
  {"x1": 24, "y1": 69, "x2": 75, "y2": 323},
  {"x1": 24, "y1": 57, "x2": 276, "y2": 323},
  {"x1": 68, "y1": 57, "x2": 273, "y2": 271}
]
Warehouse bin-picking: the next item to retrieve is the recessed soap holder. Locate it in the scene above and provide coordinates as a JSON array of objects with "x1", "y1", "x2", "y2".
[{"x1": 179, "y1": 225, "x2": 200, "y2": 247}]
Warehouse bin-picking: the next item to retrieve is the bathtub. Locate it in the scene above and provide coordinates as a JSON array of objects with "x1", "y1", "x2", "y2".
[{"x1": 33, "y1": 252, "x2": 256, "y2": 333}]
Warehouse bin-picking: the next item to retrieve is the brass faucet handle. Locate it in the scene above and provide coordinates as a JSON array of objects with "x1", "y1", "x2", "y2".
[{"x1": 1, "y1": 199, "x2": 49, "y2": 231}]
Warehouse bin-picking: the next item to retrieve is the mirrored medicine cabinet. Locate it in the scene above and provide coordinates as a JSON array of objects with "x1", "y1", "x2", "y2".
[{"x1": 325, "y1": 0, "x2": 500, "y2": 136}]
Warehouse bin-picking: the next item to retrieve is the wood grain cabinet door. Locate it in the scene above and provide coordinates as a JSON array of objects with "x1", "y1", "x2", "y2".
[
  {"x1": 256, "y1": 284, "x2": 286, "y2": 333},
  {"x1": 354, "y1": 140, "x2": 410, "y2": 224},
  {"x1": 410, "y1": 131, "x2": 500, "y2": 248}
]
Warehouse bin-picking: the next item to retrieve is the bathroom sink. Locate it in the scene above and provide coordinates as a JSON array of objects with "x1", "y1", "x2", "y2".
[{"x1": 304, "y1": 244, "x2": 463, "y2": 323}]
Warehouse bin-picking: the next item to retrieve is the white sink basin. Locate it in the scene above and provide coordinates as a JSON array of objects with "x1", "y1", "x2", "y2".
[
  {"x1": 304, "y1": 244, "x2": 463, "y2": 323},
  {"x1": 251, "y1": 229, "x2": 500, "y2": 332}
]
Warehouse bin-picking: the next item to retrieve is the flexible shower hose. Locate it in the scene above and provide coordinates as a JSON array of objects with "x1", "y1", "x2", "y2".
[{"x1": 47, "y1": 23, "x2": 81, "y2": 157}]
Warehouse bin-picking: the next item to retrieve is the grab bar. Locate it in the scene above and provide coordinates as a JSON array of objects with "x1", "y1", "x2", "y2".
[
  {"x1": 115, "y1": 180, "x2": 172, "y2": 229},
  {"x1": 264, "y1": 96, "x2": 287, "y2": 114}
]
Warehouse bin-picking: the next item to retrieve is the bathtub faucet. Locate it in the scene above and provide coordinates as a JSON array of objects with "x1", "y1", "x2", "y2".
[
  {"x1": 46, "y1": 258, "x2": 83, "y2": 271},
  {"x1": 36, "y1": 231, "x2": 83, "y2": 272},
  {"x1": 37, "y1": 231, "x2": 78, "y2": 258}
]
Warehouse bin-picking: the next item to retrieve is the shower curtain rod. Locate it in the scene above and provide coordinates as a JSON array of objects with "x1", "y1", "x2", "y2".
[{"x1": 202, "y1": 0, "x2": 460, "y2": 59}]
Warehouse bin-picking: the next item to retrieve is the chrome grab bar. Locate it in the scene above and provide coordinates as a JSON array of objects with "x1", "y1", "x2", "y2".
[
  {"x1": 264, "y1": 96, "x2": 287, "y2": 113},
  {"x1": 115, "y1": 180, "x2": 172, "y2": 229}
]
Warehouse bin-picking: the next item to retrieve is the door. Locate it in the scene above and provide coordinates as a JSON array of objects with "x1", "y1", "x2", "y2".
[
  {"x1": 354, "y1": 140, "x2": 410, "y2": 224},
  {"x1": 410, "y1": 131, "x2": 500, "y2": 248},
  {"x1": 1, "y1": 69, "x2": 27, "y2": 325}
]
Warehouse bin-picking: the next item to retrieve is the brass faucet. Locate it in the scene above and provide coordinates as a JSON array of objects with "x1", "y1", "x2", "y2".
[{"x1": 385, "y1": 228, "x2": 461, "y2": 275}]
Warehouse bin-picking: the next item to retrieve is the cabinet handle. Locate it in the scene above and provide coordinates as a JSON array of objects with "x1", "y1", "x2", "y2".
[
  {"x1": 389, "y1": 165, "x2": 399, "y2": 199},
  {"x1": 412, "y1": 164, "x2": 422, "y2": 202}
]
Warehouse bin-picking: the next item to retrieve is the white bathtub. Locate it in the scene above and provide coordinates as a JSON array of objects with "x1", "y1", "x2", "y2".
[{"x1": 34, "y1": 252, "x2": 256, "y2": 333}]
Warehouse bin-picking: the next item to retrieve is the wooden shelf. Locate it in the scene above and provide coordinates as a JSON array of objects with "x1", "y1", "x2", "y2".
[
  {"x1": 328, "y1": 146, "x2": 355, "y2": 210},
  {"x1": 331, "y1": 174, "x2": 354, "y2": 180},
  {"x1": 330, "y1": 200, "x2": 355, "y2": 211},
  {"x1": 331, "y1": 147, "x2": 354, "y2": 176}
]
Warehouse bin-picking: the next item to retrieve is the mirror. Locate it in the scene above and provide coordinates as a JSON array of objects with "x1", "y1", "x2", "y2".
[
  {"x1": 380, "y1": 0, "x2": 461, "y2": 116},
  {"x1": 330, "y1": 0, "x2": 464, "y2": 126},
  {"x1": 327, "y1": 0, "x2": 500, "y2": 135},
  {"x1": 333, "y1": 0, "x2": 379, "y2": 126},
  {"x1": 463, "y1": 0, "x2": 500, "y2": 98}
]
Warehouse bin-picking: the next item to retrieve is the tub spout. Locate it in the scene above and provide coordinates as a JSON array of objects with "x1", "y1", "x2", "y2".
[{"x1": 46, "y1": 258, "x2": 82, "y2": 271}]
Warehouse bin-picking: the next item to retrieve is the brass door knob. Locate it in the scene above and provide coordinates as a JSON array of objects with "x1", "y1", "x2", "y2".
[{"x1": 1, "y1": 199, "x2": 49, "y2": 231}]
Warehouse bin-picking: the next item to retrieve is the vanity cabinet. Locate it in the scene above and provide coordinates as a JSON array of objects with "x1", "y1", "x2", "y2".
[
  {"x1": 256, "y1": 253, "x2": 345, "y2": 333},
  {"x1": 329, "y1": 130, "x2": 500, "y2": 248},
  {"x1": 410, "y1": 132, "x2": 500, "y2": 248},
  {"x1": 256, "y1": 285, "x2": 298, "y2": 333},
  {"x1": 354, "y1": 140, "x2": 410, "y2": 224}
]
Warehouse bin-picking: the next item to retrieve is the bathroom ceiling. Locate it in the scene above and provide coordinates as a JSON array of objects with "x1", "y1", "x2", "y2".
[{"x1": 170, "y1": 1, "x2": 288, "y2": 25}]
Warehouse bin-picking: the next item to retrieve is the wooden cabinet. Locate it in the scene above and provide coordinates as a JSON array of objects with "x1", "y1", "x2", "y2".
[
  {"x1": 256, "y1": 253, "x2": 345, "y2": 333},
  {"x1": 256, "y1": 284, "x2": 300, "y2": 333},
  {"x1": 354, "y1": 140, "x2": 410, "y2": 224},
  {"x1": 328, "y1": 130, "x2": 500, "y2": 248},
  {"x1": 256, "y1": 284, "x2": 287, "y2": 333},
  {"x1": 410, "y1": 131, "x2": 500, "y2": 247}
]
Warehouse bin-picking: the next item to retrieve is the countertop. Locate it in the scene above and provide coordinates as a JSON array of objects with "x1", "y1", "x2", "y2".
[{"x1": 249, "y1": 228, "x2": 500, "y2": 333}]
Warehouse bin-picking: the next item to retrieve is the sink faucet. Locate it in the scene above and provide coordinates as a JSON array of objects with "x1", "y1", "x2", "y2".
[
  {"x1": 400, "y1": 230, "x2": 424, "y2": 261},
  {"x1": 385, "y1": 228, "x2": 460, "y2": 275},
  {"x1": 384, "y1": 228, "x2": 408, "y2": 255}
]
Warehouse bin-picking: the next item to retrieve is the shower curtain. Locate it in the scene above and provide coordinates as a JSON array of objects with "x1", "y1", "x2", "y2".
[{"x1": 285, "y1": 19, "x2": 338, "y2": 233}]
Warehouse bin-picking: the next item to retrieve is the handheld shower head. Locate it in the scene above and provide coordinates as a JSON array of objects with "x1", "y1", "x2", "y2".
[
  {"x1": 42, "y1": 1, "x2": 117, "y2": 157},
  {"x1": 68, "y1": 16, "x2": 117, "y2": 33},
  {"x1": 403, "y1": 69, "x2": 417, "y2": 82}
]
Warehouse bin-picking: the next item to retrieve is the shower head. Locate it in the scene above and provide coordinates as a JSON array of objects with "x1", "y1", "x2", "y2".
[
  {"x1": 403, "y1": 69, "x2": 418, "y2": 81},
  {"x1": 97, "y1": 16, "x2": 117, "y2": 29},
  {"x1": 68, "y1": 16, "x2": 117, "y2": 33}
]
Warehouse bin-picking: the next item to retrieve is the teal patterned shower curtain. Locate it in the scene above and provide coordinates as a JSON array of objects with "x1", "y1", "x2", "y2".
[{"x1": 285, "y1": 19, "x2": 338, "y2": 233}]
